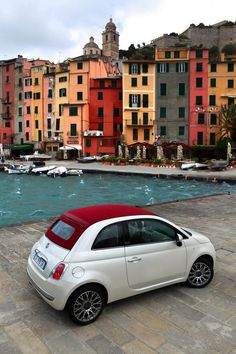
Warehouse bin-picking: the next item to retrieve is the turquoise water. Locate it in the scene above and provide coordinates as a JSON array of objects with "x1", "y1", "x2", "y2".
[{"x1": 0, "y1": 173, "x2": 235, "y2": 226}]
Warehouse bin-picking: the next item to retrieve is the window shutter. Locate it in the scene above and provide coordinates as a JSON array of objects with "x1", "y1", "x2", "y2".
[
  {"x1": 176, "y1": 63, "x2": 179, "y2": 72},
  {"x1": 137, "y1": 64, "x2": 140, "y2": 74},
  {"x1": 129, "y1": 94, "x2": 132, "y2": 107},
  {"x1": 129, "y1": 64, "x2": 132, "y2": 74},
  {"x1": 138, "y1": 95, "x2": 141, "y2": 107},
  {"x1": 157, "y1": 64, "x2": 160, "y2": 73}
]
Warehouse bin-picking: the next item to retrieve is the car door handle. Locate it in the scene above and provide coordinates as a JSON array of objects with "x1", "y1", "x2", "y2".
[{"x1": 128, "y1": 257, "x2": 142, "y2": 263}]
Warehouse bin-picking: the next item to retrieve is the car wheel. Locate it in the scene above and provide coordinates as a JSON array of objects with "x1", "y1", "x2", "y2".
[
  {"x1": 187, "y1": 257, "x2": 213, "y2": 288},
  {"x1": 68, "y1": 285, "x2": 105, "y2": 325}
]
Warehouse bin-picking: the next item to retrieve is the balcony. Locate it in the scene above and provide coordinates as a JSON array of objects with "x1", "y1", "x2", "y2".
[
  {"x1": 126, "y1": 119, "x2": 154, "y2": 127},
  {"x1": 1, "y1": 98, "x2": 11, "y2": 104},
  {"x1": 1, "y1": 113, "x2": 11, "y2": 120}
]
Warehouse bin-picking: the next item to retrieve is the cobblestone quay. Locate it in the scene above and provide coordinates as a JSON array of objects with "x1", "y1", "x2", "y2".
[{"x1": 0, "y1": 194, "x2": 236, "y2": 354}]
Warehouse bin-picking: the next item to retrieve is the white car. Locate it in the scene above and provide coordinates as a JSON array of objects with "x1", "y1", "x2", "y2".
[{"x1": 27, "y1": 204, "x2": 216, "y2": 325}]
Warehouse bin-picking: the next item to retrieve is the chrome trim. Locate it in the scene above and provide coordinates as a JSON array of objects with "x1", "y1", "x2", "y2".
[{"x1": 27, "y1": 269, "x2": 54, "y2": 301}]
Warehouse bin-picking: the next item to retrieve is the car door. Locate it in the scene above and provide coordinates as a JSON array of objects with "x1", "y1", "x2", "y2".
[{"x1": 124, "y1": 218, "x2": 187, "y2": 290}]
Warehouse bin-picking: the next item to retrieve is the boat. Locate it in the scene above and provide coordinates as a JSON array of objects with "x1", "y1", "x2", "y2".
[
  {"x1": 4, "y1": 164, "x2": 30, "y2": 174},
  {"x1": 180, "y1": 162, "x2": 196, "y2": 170},
  {"x1": 208, "y1": 160, "x2": 229, "y2": 170},
  {"x1": 66, "y1": 169, "x2": 83, "y2": 176},
  {"x1": 77, "y1": 156, "x2": 97, "y2": 163},
  {"x1": 47, "y1": 166, "x2": 67, "y2": 177},
  {"x1": 193, "y1": 163, "x2": 209, "y2": 170},
  {"x1": 20, "y1": 151, "x2": 52, "y2": 161},
  {"x1": 30, "y1": 165, "x2": 57, "y2": 175}
]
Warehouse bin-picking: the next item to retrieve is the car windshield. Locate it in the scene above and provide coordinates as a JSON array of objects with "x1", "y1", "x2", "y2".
[{"x1": 51, "y1": 220, "x2": 75, "y2": 240}]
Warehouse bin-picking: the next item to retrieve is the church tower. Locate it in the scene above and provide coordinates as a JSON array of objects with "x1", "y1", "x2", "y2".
[{"x1": 102, "y1": 18, "x2": 119, "y2": 60}]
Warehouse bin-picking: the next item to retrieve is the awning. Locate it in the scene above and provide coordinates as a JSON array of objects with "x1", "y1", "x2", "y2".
[
  {"x1": 11, "y1": 144, "x2": 34, "y2": 151},
  {"x1": 59, "y1": 145, "x2": 82, "y2": 151}
]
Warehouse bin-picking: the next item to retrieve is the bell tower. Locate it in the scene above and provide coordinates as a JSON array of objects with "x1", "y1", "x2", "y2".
[{"x1": 102, "y1": 18, "x2": 119, "y2": 60}]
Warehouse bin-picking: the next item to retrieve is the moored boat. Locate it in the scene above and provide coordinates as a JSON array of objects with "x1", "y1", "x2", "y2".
[{"x1": 47, "y1": 166, "x2": 67, "y2": 177}]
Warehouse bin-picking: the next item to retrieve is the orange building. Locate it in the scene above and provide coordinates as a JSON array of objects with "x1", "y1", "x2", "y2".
[{"x1": 122, "y1": 60, "x2": 156, "y2": 146}]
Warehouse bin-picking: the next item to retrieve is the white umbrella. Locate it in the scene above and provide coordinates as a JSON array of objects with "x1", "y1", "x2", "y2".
[
  {"x1": 142, "y1": 146, "x2": 146, "y2": 159},
  {"x1": 118, "y1": 145, "x2": 123, "y2": 158},
  {"x1": 136, "y1": 146, "x2": 141, "y2": 160},
  {"x1": 177, "y1": 145, "x2": 183, "y2": 160},
  {"x1": 156, "y1": 146, "x2": 164, "y2": 160},
  {"x1": 125, "y1": 146, "x2": 129, "y2": 159},
  {"x1": 227, "y1": 142, "x2": 232, "y2": 161}
]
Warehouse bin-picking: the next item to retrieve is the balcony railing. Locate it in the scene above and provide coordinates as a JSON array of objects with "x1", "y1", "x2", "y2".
[
  {"x1": 1, "y1": 113, "x2": 11, "y2": 120},
  {"x1": 126, "y1": 119, "x2": 154, "y2": 126}
]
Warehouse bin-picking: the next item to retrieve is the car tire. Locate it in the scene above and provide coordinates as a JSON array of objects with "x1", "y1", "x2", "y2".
[
  {"x1": 68, "y1": 285, "x2": 105, "y2": 325},
  {"x1": 187, "y1": 257, "x2": 214, "y2": 288}
]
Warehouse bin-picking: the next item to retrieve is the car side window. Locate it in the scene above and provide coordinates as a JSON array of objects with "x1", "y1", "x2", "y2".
[
  {"x1": 127, "y1": 219, "x2": 176, "y2": 245},
  {"x1": 92, "y1": 222, "x2": 123, "y2": 249}
]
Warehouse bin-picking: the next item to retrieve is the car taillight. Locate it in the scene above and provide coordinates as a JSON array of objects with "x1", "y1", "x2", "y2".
[{"x1": 52, "y1": 263, "x2": 66, "y2": 280}]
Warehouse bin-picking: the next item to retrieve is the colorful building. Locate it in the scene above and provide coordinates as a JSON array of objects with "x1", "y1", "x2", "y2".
[{"x1": 122, "y1": 60, "x2": 156, "y2": 146}]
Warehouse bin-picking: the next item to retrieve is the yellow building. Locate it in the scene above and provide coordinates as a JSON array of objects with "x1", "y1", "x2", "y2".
[
  {"x1": 208, "y1": 52, "x2": 236, "y2": 144},
  {"x1": 122, "y1": 60, "x2": 156, "y2": 146}
]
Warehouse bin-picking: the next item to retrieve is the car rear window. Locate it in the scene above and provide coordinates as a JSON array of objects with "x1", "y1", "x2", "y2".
[
  {"x1": 51, "y1": 220, "x2": 75, "y2": 240},
  {"x1": 45, "y1": 216, "x2": 86, "y2": 250}
]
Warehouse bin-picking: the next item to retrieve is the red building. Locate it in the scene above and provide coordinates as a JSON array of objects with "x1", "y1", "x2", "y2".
[
  {"x1": 85, "y1": 77, "x2": 122, "y2": 156},
  {"x1": 0, "y1": 58, "x2": 18, "y2": 145},
  {"x1": 189, "y1": 49, "x2": 209, "y2": 145}
]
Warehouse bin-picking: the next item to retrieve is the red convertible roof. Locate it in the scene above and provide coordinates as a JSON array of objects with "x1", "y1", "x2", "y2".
[
  {"x1": 46, "y1": 204, "x2": 155, "y2": 250},
  {"x1": 64, "y1": 204, "x2": 155, "y2": 226}
]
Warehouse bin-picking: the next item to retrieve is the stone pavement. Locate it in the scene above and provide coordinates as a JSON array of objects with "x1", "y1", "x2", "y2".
[{"x1": 0, "y1": 193, "x2": 236, "y2": 353}]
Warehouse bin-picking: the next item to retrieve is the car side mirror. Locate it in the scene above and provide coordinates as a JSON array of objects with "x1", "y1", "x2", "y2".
[{"x1": 176, "y1": 234, "x2": 183, "y2": 247}]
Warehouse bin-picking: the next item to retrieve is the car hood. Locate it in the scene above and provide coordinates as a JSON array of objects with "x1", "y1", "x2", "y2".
[{"x1": 183, "y1": 227, "x2": 211, "y2": 244}]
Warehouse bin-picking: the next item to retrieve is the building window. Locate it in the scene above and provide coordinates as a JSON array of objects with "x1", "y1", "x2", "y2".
[
  {"x1": 18, "y1": 107, "x2": 23, "y2": 116},
  {"x1": 48, "y1": 103, "x2": 52, "y2": 113},
  {"x1": 35, "y1": 120, "x2": 39, "y2": 129},
  {"x1": 131, "y1": 77, "x2": 137, "y2": 87},
  {"x1": 228, "y1": 63, "x2": 234, "y2": 72},
  {"x1": 70, "y1": 124, "x2": 77, "y2": 136},
  {"x1": 59, "y1": 104, "x2": 63, "y2": 116},
  {"x1": 160, "y1": 107, "x2": 166, "y2": 118},
  {"x1": 132, "y1": 112, "x2": 138, "y2": 124},
  {"x1": 25, "y1": 132, "x2": 29, "y2": 141},
  {"x1": 77, "y1": 92, "x2": 83, "y2": 100},
  {"x1": 111, "y1": 80, "x2": 117, "y2": 88},
  {"x1": 210, "y1": 132, "x2": 216, "y2": 145},
  {"x1": 196, "y1": 50, "x2": 203, "y2": 58},
  {"x1": 197, "y1": 132, "x2": 203, "y2": 145},
  {"x1": 25, "y1": 91, "x2": 32, "y2": 99},
  {"x1": 210, "y1": 114, "x2": 217, "y2": 125},
  {"x1": 179, "y1": 126, "x2": 185, "y2": 136},
  {"x1": 56, "y1": 119, "x2": 60, "y2": 130},
  {"x1": 176, "y1": 63, "x2": 188, "y2": 73},
  {"x1": 198, "y1": 113, "x2": 205, "y2": 124},
  {"x1": 119, "y1": 91, "x2": 122, "y2": 101},
  {"x1": 174, "y1": 51, "x2": 180, "y2": 58},
  {"x1": 59, "y1": 88, "x2": 67, "y2": 97},
  {"x1": 77, "y1": 75, "x2": 83, "y2": 84},
  {"x1": 47, "y1": 119, "x2": 51, "y2": 130},
  {"x1": 86, "y1": 138, "x2": 91, "y2": 147},
  {"x1": 228, "y1": 97, "x2": 234, "y2": 105},
  {"x1": 18, "y1": 121, "x2": 23, "y2": 132},
  {"x1": 179, "y1": 83, "x2": 185, "y2": 96},
  {"x1": 228, "y1": 79, "x2": 234, "y2": 88},
  {"x1": 18, "y1": 92, "x2": 22, "y2": 101},
  {"x1": 160, "y1": 83, "x2": 167, "y2": 96},
  {"x1": 26, "y1": 106, "x2": 30, "y2": 114},
  {"x1": 34, "y1": 78, "x2": 39, "y2": 85},
  {"x1": 143, "y1": 94, "x2": 149, "y2": 108},
  {"x1": 77, "y1": 62, "x2": 83, "y2": 70},
  {"x1": 210, "y1": 63, "x2": 217, "y2": 72},
  {"x1": 34, "y1": 106, "x2": 38, "y2": 114},
  {"x1": 160, "y1": 126, "x2": 166, "y2": 136},
  {"x1": 196, "y1": 63, "x2": 203, "y2": 72},
  {"x1": 179, "y1": 107, "x2": 185, "y2": 118},
  {"x1": 144, "y1": 128, "x2": 150, "y2": 140},
  {"x1": 142, "y1": 76, "x2": 148, "y2": 86},
  {"x1": 133, "y1": 128, "x2": 138, "y2": 140},
  {"x1": 25, "y1": 78, "x2": 32, "y2": 86},
  {"x1": 33, "y1": 92, "x2": 40, "y2": 99},
  {"x1": 113, "y1": 107, "x2": 119, "y2": 117},
  {"x1": 99, "y1": 80, "x2": 105, "y2": 88},
  {"x1": 98, "y1": 107, "x2": 104, "y2": 117},
  {"x1": 26, "y1": 120, "x2": 30, "y2": 127},
  {"x1": 6, "y1": 76, "x2": 10, "y2": 83},
  {"x1": 69, "y1": 107, "x2": 78, "y2": 116},
  {"x1": 165, "y1": 51, "x2": 171, "y2": 58},
  {"x1": 48, "y1": 89, "x2": 53, "y2": 98},
  {"x1": 157, "y1": 63, "x2": 169, "y2": 73},
  {"x1": 196, "y1": 78, "x2": 203, "y2": 88},
  {"x1": 98, "y1": 92, "x2": 103, "y2": 100},
  {"x1": 209, "y1": 95, "x2": 216, "y2": 106},
  {"x1": 59, "y1": 76, "x2": 67, "y2": 82},
  {"x1": 143, "y1": 112, "x2": 148, "y2": 125},
  {"x1": 210, "y1": 78, "x2": 216, "y2": 87},
  {"x1": 129, "y1": 94, "x2": 140, "y2": 108},
  {"x1": 98, "y1": 122, "x2": 103, "y2": 131},
  {"x1": 196, "y1": 96, "x2": 202, "y2": 105},
  {"x1": 142, "y1": 64, "x2": 148, "y2": 73},
  {"x1": 129, "y1": 64, "x2": 140, "y2": 75},
  {"x1": 114, "y1": 123, "x2": 122, "y2": 132}
]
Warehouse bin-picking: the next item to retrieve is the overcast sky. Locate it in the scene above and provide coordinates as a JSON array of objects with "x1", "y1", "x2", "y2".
[{"x1": 0, "y1": 0, "x2": 235, "y2": 63}]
